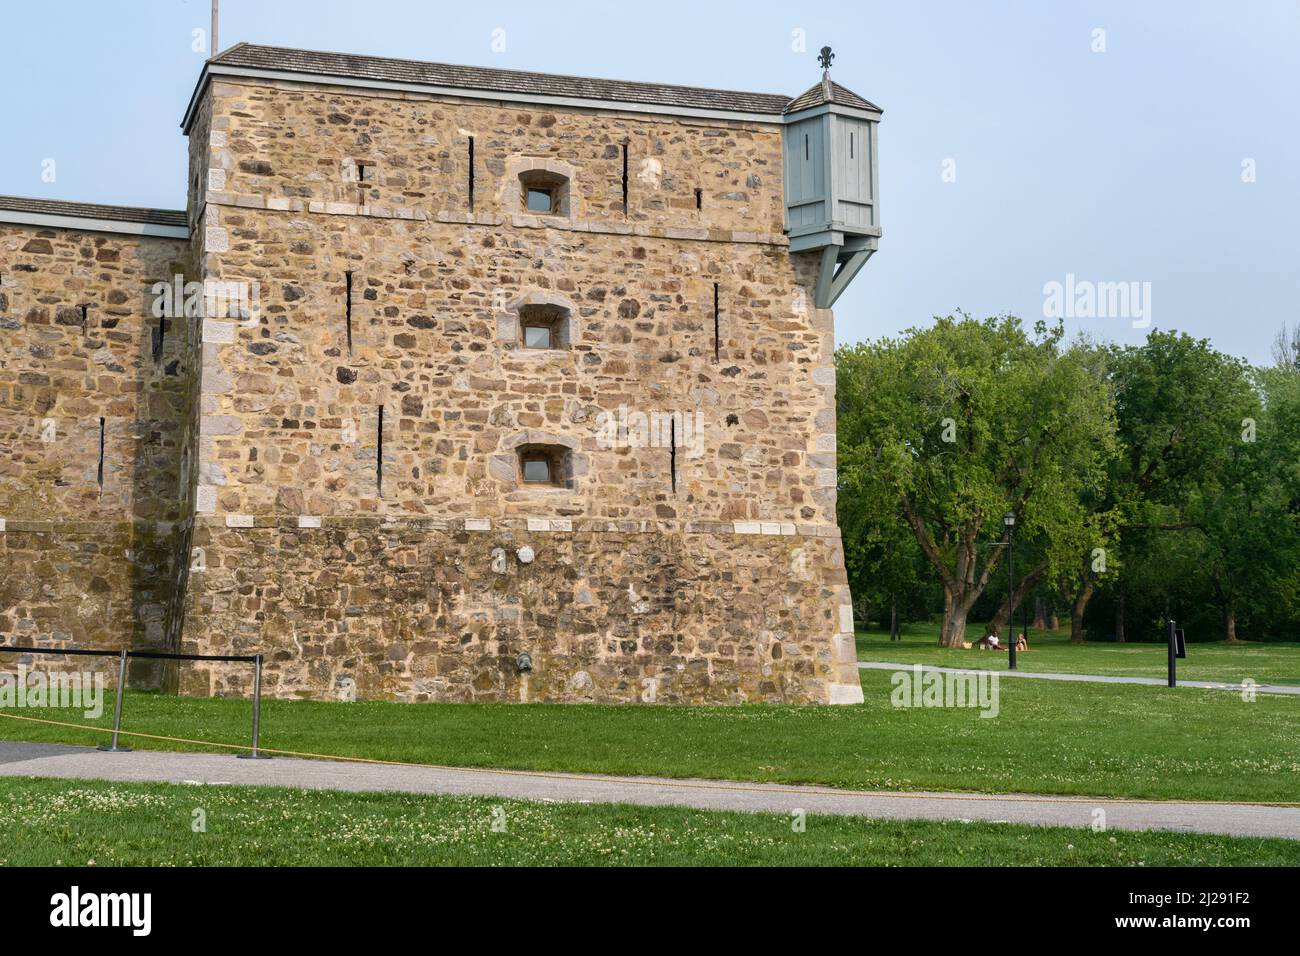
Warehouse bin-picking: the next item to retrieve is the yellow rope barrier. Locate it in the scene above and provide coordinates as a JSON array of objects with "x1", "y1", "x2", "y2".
[{"x1": 1, "y1": 709, "x2": 1296, "y2": 808}]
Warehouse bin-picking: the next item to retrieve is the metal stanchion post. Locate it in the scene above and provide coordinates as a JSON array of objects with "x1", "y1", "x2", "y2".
[
  {"x1": 1167, "y1": 617, "x2": 1177, "y2": 688},
  {"x1": 97, "y1": 649, "x2": 132, "y2": 753},
  {"x1": 237, "y1": 653, "x2": 271, "y2": 759}
]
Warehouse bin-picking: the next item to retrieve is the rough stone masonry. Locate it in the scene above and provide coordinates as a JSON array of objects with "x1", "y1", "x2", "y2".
[{"x1": 0, "y1": 44, "x2": 877, "y2": 705}]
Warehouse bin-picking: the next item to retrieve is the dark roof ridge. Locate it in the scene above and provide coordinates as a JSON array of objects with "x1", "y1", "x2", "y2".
[
  {"x1": 213, "y1": 42, "x2": 793, "y2": 110},
  {"x1": 205, "y1": 43, "x2": 804, "y2": 120},
  {"x1": 0, "y1": 194, "x2": 188, "y2": 229}
]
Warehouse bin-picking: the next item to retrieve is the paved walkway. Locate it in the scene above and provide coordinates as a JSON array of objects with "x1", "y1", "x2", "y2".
[
  {"x1": 2, "y1": 741, "x2": 1297, "y2": 840},
  {"x1": 858, "y1": 660, "x2": 1300, "y2": 695}
]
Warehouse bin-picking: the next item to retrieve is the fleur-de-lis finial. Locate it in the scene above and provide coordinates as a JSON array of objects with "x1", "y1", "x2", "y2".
[{"x1": 818, "y1": 46, "x2": 835, "y2": 72}]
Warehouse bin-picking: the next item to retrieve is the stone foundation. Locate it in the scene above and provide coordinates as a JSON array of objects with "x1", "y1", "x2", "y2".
[{"x1": 181, "y1": 516, "x2": 862, "y2": 704}]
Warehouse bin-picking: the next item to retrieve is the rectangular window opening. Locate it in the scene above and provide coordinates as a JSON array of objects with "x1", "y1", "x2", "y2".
[
  {"x1": 850, "y1": 132, "x2": 855, "y2": 159},
  {"x1": 526, "y1": 187, "x2": 556, "y2": 214},
  {"x1": 376, "y1": 404, "x2": 384, "y2": 497},
  {"x1": 523, "y1": 324, "x2": 553, "y2": 349},
  {"x1": 669, "y1": 417, "x2": 677, "y2": 494},
  {"x1": 80, "y1": 304, "x2": 89, "y2": 336},
  {"x1": 345, "y1": 270, "x2": 354, "y2": 355},
  {"x1": 621, "y1": 142, "x2": 629, "y2": 216},
  {"x1": 713, "y1": 282, "x2": 720, "y2": 363},
  {"x1": 152, "y1": 312, "x2": 165, "y2": 362},
  {"x1": 522, "y1": 457, "x2": 552, "y2": 483},
  {"x1": 805, "y1": 133, "x2": 809, "y2": 161},
  {"x1": 518, "y1": 445, "x2": 568, "y2": 487},
  {"x1": 467, "y1": 136, "x2": 475, "y2": 210},
  {"x1": 97, "y1": 417, "x2": 105, "y2": 492},
  {"x1": 518, "y1": 304, "x2": 567, "y2": 350},
  {"x1": 694, "y1": 188, "x2": 703, "y2": 211},
  {"x1": 356, "y1": 162, "x2": 372, "y2": 207}
]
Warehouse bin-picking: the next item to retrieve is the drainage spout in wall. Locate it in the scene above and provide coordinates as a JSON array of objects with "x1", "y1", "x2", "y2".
[{"x1": 516, "y1": 651, "x2": 533, "y2": 703}]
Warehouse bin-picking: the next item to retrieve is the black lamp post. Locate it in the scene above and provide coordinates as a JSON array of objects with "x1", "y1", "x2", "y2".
[{"x1": 1004, "y1": 512, "x2": 1017, "y2": 671}]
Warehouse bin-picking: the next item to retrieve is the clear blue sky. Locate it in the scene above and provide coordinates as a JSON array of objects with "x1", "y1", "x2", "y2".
[{"x1": 2, "y1": 1, "x2": 1296, "y2": 364}]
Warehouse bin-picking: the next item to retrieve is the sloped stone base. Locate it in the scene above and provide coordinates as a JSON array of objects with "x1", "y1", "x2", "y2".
[{"x1": 180, "y1": 517, "x2": 860, "y2": 704}]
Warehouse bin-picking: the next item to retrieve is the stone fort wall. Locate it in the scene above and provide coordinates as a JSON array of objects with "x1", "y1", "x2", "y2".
[
  {"x1": 0, "y1": 69, "x2": 862, "y2": 705},
  {"x1": 0, "y1": 222, "x2": 193, "y2": 685},
  {"x1": 180, "y1": 77, "x2": 860, "y2": 703}
]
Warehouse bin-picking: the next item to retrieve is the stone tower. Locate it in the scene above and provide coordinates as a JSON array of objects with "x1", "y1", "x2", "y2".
[{"x1": 1, "y1": 44, "x2": 881, "y2": 704}]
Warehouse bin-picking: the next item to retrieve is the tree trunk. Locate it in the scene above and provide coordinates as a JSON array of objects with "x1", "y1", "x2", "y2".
[
  {"x1": 1032, "y1": 596, "x2": 1048, "y2": 630},
  {"x1": 1212, "y1": 565, "x2": 1240, "y2": 643},
  {"x1": 890, "y1": 599, "x2": 899, "y2": 641},
  {"x1": 1071, "y1": 575, "x2": 1095, "y2": 643},
  {"x1": 1115, "y1": 585, "x2": 1126, "y2": 643},
  {"x1": 940, "y1": 587, "x2": 977, "y2": 647},
  {"x1": 901, "y1": 502, "x2": 1002, "y2": 648},
  {"x1": 1069, "y1": 550, "x2": 1100, "y2": 642},
  {"x1": 1223, "y1": 605, "x2": 1238, "y2": 643}
]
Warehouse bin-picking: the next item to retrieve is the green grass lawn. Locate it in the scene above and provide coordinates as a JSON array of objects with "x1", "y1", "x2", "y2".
[
  {"x1": 1, "y1": 776, "x2": 1294, "y2": 866},
  {"x1": 2, "y1": 669, "x2": 1296, "y2": 803},
  {"x1": 857, "y1": 623, "x2": 1300, "y2": 686}
]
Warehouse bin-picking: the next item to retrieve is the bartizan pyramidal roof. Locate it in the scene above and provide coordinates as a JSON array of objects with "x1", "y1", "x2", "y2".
[{"x1": 785, "y1": 77, "x2": 881, "y2": 114}]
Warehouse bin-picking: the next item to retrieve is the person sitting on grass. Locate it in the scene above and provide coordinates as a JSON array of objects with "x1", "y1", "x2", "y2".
[{"x1": 976, "y1": 628, "x2": 1001, "y2": 651}]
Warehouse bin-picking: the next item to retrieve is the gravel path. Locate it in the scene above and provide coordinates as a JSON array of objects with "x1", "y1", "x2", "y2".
[
  {"x1": 3, "y1": 741, "x2": 1297, "y2": 840},
  {"x1": 858, "y1": 660, "x2": 1300, "y2": 695}
]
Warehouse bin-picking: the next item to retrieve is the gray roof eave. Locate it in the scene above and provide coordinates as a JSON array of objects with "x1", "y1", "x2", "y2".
[
  {"x1": 782, "y1": 101, "x2": 883, "y2": 125},
  {"x1": 181, "y1": 62, "x2": 790, "y2": 132},
  {"x1": 0, "y1": 207, "x2": 189, "y2": 239}
]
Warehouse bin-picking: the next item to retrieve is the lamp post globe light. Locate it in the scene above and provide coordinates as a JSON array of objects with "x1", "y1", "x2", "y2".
[{"x1": 1004, "y1": 512, "x2": 1017, "y2": 671}]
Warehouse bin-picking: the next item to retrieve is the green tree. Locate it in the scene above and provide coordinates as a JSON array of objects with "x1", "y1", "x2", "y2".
[
  {"x1": 840, "y1": 493, "x2": 932, "y2": 634},
  {"x1": 838, "y1": 315, "x2": 1115, "y2": 647},
  {"x1": 1069, "y1": 333, "x2": 1258, "y2": 640},
  {"x1": 1190, "y1": 367, "x2": 1300, "y2": 640}
]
